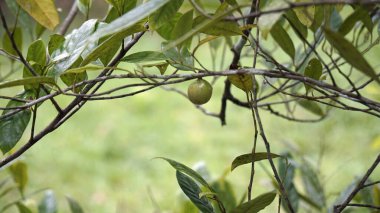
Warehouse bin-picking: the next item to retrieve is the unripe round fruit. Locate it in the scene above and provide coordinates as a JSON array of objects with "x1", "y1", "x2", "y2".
[{"x1": 187, "y1": 78, "x2": 213, "y2": 105}]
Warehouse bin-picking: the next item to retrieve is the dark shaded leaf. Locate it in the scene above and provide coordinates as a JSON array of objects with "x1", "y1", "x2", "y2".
[
  {"x1": 231, "y1": 152, "x2": 280, "y2": 171},
  {"x1": 176, "y1": 171, "x2": 214, "y2": 213},
  {"x1": 298, "y1": 100, "x2": 324, "y2": 116},
  {"x1": 38, "y1": 190, "x2": 57, "y2": 213},
  {"x1": 162, "y1": 44, "x2": 194, "y2": 71},
  {"x1": 300, "y1": 161, "x2": 326, "y2": 208},
  {"x1": 324, "y1": 28, "x2": 379, "y2": 83},
  {"x1": 231, "y1": 192, "x2": 276, "y2": 213},
  {"x1": 61, "y1": 72, "x2": 87, "y2": 93},
  {"x1": 35, "y1": 22, "x2": 46, "y2": 39},
  {"x1": 122, "y1": 51, "x2": 167, "y2": 63},
  {"x1": 0, "y1": 92, "x2": 32, "y2": 154},
  {"x1": 278, "y1": 152, "x2": 299, "y2": 212},
  {"x1": 270, "y1": 22, "x2": 295, "y2": 60},
  {"x1": 339, "y1": 7, "x2": 373, "y2": 35},
  {"x1": 157, "y1": 157, "x2": 213, "y2": 191},
  {"x1": 66, "y1": 196, "x2": 84, "y2": 213},
  {"x1": 9, "y1": 161, "x2": 28, "y2": 195}
]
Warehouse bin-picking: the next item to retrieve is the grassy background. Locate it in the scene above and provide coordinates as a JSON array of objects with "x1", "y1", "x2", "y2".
[{"x1": 0, "y1": 0, "x2": 380, "y2": 212}]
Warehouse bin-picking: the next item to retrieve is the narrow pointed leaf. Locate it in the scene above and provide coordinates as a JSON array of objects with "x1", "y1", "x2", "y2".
[
  {"x1": 171, "y1": 10, "x2": 193, "y2": 48},
  {"x1": 176, "y1": 171, "x2": 214, "y2": 213},
  {"x1": 9, "y1": 161, "x2": 28, "y2": 195},
  {"x1": 231, "y1": 192, "x2": 276, "y2": 213},
  {"x1": 231, "y1": 152, "x2": 280, "y2": 171},
  {"x1": 2, "y1": 27, "x2": 23, "y2": 56},
  {"x1": 339, "y1": 7, "x2": 373, "y2": 35},
  {"x1": 0, "y1": 77, "x2": 55, "y2": 89},
  {"x1": 304, "y1": 58, "x2": 322, "y2": 92},
  {"x1": 193, "y1": 16, "x2": 242, "y2": 36},
  {"x1": 285, "y1": 9, "x2": 308, "y2": 40},
  {"x1": 324, "y1": 28, "x2": 379, "y2": 83},
  {"x1": 122, "y1": 51, "x2": 168, "y2": 63},
  {"x1": 157, "y1": 157, "x2": 213, "y2": 191},
  {"x1": 16, "y1": 202, "x2": 32, "y2": 213},
  {"x1": 258, "y1": 1, "x2": 289, "y2": 39},
  {"x1": 298, "y1": 100, "x2": 324, "y2": 116},
  {"x1": 270, "y1": 22, "x2": 295, "y2": 60}
]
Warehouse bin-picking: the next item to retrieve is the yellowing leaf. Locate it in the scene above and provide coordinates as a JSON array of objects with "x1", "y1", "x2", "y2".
[
  {"x1": 228, "y1": 74, "x2": 253, "y2": 92},
  {"x1": 371, "y1": 135, "x2": 380, "y2": 150},
  {"x1": 16, "y1": 0, "x2": 59, "y2": 31}
]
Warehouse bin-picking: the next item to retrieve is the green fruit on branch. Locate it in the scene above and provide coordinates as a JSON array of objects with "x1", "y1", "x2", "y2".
[{"x1": 187, "y1": 78, "x2": 213, "y2": 105}]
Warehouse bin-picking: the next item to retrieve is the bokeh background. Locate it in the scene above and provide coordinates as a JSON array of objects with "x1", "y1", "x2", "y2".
[{"x1": 0, "y1": 0, "x2": 379, "y2": 212}]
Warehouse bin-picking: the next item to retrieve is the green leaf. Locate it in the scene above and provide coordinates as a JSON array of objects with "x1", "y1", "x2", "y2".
[
  {"x1": 61, "y1": 72, "x2": 87, "y2": 93},
  {"x1": 0, "y1": 92, "x2": 32, "y2": 154},
  {"x1": 35, "y1": 22, "x2": 46, "y2": 39},
  {"x1": 193, "y1": 16, "x2": 242, "y2": 36},
  {"x1": 285, "y1": 9, "x2": 307, "y2": 40},
  {"x1": 304, "y1": 58, "x2": 322, "y2": 92},
  {"x1": 76, "y1": 0, "x2": 92, "y2": 16},
  {"x1": 48, "y1": 34, "x2": 65, "y2": 55},
  {"x1": 151, "y1": 0, "x2": 184, "y2": 29},
  {"x1": 16, "y1": 0, "x2": 59, "y2": 30},
  {"x1": 257, "y1": 1, "x2": 288, "y2": 39},
  {"x1": 106, "y1": 0, "x2": 137, "y2": 15},
  {"x1": 300, "y1": 161, "x2": 326, "y2": 208},
  {"x1": 16, "y1": 202, "x2": 33, "y2": 213},
  {"x1": 158, "y1": 157, "x2": 213, "y2": 191},
  {"x1": 171, "y1": 10, "x2": 193, "y2": 48},
  {"x1": 211, "y1": 179, "x2": 236, "y2": 212},
  {"x1": 90, "y1": 0, "x2": 169, "y2": 40},
  {"x1": 324, "y1": 28, "x2": 379, "y2": 83},
  {"x1": 298, "y1": 100, "x2": 324, "y2": 116},
  {"x1": 122, "y1": 51, "x2": 167, "y2": 63},
  {"x1": 176, "y1": 171, "x2": 214, "y2": 213},
  {"x1": 2, "y1": 27, "x2": 23, "y2": 56},
  {"x1": 5, "y1": 0, "x2": 33, "y2": 29},
  {"x1": 270, "y1": 22, "x2": 295, "y2": 60},
  {"x1": 81, "y1": 21, "x2": 146, "y2": 66},
  {"x1": 49, "y1": 19, "x2": 98, "y2": 78},
  {"x1": 231, "y1": 152, "x2": 280, "y2": 171},
  {"x1": 278, "y1": 153, "x2": 299, "y2": 212},
  {"x1": 162, "y1": 44, "x2": 194, "y2": 71},
  {"x1": 228, "y1": 74, "x2": 254, "y2": 92},
  {"x1": 164, "y1": 6, "x2": 238, "y2": 50},
  {"x1": 26, "y1": 39, "x2": 46, "y2": 65},
  {"x1": 339, "y1": 7, "x2": 373, "y2": 35},
  {"x1": 142, "y1": 62, "x2": 169, "y2": 75},
  {"x1": 156, "y1": 13, "x2": 182, "y2": 40},
  {"x1": 66, "y1": 196, "x2": 84, "y2": 213},
  {"x1": 9, "y1": 161, "x2": 28, "y2": 195},
  {"x1": 231, "y1": 192, "x2": 276, "y2": 213},
  {"x1": 293, "y1": 0, "x2": 315, "y2": 27},
  {"x1": 0, "y1": 77, "x2": 55, "y2": 90}
]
